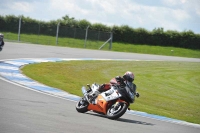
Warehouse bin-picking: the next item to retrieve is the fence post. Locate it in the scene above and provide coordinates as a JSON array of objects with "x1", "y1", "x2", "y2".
[
  {"x1": 18, "y1": 17, "x2": 22, "y2": 42},
  {"x1": 37, "y1": 23, "x2": 40, "y2": 44},
  {"x1": 84, "y1": 26, "x2": 89, "y2": 48},
  {"x1": 56, "y1": 22, "x2": 60, "y2": 45}
]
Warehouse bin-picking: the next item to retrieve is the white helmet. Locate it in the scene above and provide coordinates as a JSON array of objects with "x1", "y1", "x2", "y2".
[{"x1": 123, "y1": 71, "x2": 134, "y2": 82}]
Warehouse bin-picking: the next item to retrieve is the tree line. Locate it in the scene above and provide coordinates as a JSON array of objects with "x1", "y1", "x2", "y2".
[{"x1": 0, "y1": 15, "x2": 199, "y2": 50}]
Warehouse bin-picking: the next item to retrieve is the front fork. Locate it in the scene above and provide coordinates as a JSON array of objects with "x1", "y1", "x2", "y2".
[{"x1": 81, "y1": 86, "x2": 90, "y2": 102}]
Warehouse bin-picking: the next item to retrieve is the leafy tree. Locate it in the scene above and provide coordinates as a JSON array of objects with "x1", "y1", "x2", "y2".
[{"x1": 77, "y1": 19, "x2": 91, "y2": 29}]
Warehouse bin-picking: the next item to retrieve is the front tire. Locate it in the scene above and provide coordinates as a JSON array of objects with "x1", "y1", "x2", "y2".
[
  {"x1": 76, "y1": 98, "x2": 89, "y2": 113},
  {"x1": 107, "y1": 102, "x2": 128, "y2": 120}
]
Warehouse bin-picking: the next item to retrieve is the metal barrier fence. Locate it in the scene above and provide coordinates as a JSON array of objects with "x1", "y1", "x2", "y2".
[{"x1": 2, "y1": 18, "x2": 113, "y2": 50}]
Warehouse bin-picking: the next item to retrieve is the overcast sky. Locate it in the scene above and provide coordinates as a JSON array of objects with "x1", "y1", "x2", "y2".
[{"x1": 1, "y1": 0, "x2": 200, "y2": 33}]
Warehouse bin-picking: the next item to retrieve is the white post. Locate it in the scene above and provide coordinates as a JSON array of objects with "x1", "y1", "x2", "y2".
[
  {"x1": 99, "y1": 32, "x2": 113, "y2": 50},
  {"x1": 109, "y1": 32, "x2": 113, "y2": 50},
  {"x1": 56, "y1": 22, "x2": 60, "y2": 45},
  {"x1": 99, "y1": 38, "x2": 111, "y2": 50},
  {"x1": 84, "y1": 26, "x2": 89, "y2": 48},
  {"x1": 18, "y1": 17, "x2": 22, "y2": 42}
]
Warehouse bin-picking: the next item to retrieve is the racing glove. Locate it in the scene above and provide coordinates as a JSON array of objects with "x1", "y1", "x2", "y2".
[{"x1": 136, "y1": 92, "x2": 140, "y2": 98}]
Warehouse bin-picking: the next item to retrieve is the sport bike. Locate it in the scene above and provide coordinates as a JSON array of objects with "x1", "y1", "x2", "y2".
[
  {"x1": 0, "y1": 42, "x2": 3, "y2": 51},
  {"x1": 75, "y1": 80, "x2": 136, "y2": 120},
  {"x1": 0, "y1": 33, "x2": 4, "y2": 52}
]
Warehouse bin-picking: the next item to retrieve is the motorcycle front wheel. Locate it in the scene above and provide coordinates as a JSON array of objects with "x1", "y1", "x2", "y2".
[
  {"x1": 75, "y1": 98, "x2": 89, "y2": 113},
  {"x1": 107, "y1": 102, "x2": 128, "y2": 120}
]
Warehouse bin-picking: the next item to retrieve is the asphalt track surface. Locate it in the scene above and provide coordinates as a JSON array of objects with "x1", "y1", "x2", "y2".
[{"x1": 0, "y1": 42, "x2": 200, "y2": 133}]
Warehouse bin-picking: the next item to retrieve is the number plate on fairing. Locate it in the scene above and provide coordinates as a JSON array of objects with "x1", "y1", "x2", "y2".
[{"x1": 101, "y1": 88, "x2": 122, "y2": 101}]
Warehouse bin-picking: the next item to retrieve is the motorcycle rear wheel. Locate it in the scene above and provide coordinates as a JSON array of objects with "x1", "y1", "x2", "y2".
[
  {"x1": 107, "y1": 102, "x2": 128, "y2": 120},
  {"x1": 76, "y1": 98, "x2": 89, "y2": 113}
]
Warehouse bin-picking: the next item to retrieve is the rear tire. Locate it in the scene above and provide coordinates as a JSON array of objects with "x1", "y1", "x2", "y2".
[
  {"x1": 107, "y1": 102, "x2": 128, "y2": 120},
  {"x1": 75, "y1": 98, "x2": 89, "y2": 113}
]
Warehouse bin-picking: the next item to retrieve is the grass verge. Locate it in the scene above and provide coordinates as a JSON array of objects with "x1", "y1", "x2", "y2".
[
  {"x1": 21, "y1": 60, "x2": 200, "y2": 124},
  {"x1": 2, "y1": 32, "x2": 200, "y2": 58}
]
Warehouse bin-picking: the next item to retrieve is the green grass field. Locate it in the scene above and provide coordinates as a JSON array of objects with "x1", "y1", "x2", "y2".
[
  {"x1": 2, "y1": 32, "x2": 200, "y2": 58},
  {"x1": 21, "y1": 61, "x2": 200, "y2": 124}
]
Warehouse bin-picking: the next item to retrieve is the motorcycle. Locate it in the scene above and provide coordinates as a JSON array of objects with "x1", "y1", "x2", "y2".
[
  {"x1": 76, "y1": 79, "x2": 137, "y2": 120},
  {"x1": 0, "y1": 42, "x2": 4, "y2": 51},
  {"x1": 0, "y1": 33, "x2": 4, "y2": 52}
]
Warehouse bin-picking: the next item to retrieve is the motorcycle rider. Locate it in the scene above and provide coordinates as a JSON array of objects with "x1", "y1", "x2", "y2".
[
  {"x1": 89, "y1": 71, "x2": 139, "y2": 103},
  {"x1": 0, "y1": 33, "x2": 4, "y2": 51}
]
